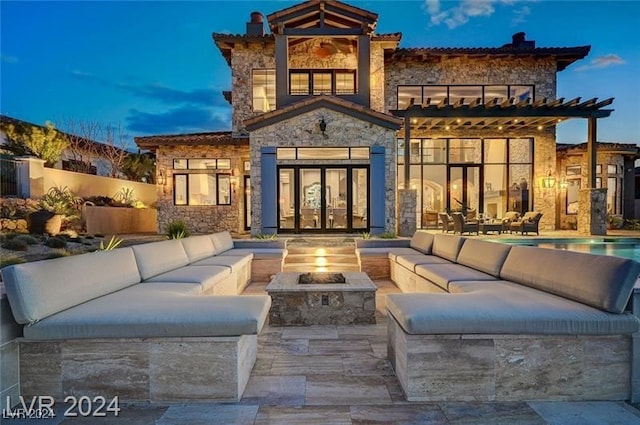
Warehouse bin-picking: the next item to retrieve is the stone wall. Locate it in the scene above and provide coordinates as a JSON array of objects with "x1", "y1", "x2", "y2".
[
  {"x1": 289, "y1": 38, "x2": 358, "y2": 69},
  {"x1": 384, "y1": 56, "x2": 557, "y2": 112},
  {"x1": 249, "y1": 108, "x2": 397, "y2": 235},
  {"x1": 156, "y1": 145, "x2": 250, "y2": 235},
  {"x1": 369, "y1": 42, "x2": 386, "y2": 112},
  {"x1": 397, "y1": 189, "x2": 417, "y2": 236},
  {"x1": 230, "y1": 43, "x2": 276, "y2": 137}
]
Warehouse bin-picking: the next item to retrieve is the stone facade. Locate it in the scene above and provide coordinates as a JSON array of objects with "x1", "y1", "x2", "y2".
[
  {"x1": 156, "y1": 145, "x2": 250, "y2": 235},
  {"x1": 397, "y1": 189, "x2": 417, "y2": 237},
  {"x1": 249, "y1": 107, "x2": 397, "y2": 235},
  {"x1": 578, "y1": 188, "x2": 607, "y2": 235},
  {"x1": 369, "y1": 42, "x2": 386, "y2": 112}
]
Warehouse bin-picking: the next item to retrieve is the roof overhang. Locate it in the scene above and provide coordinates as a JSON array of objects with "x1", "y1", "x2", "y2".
[
  {"x1": 135, "y1": 132, "x2": 248, "y2": 150},
  {"x1": 212, "y1": 34, "x2": 275, "y2": 66},
  {"x1": 245, "y1": 95, "x2": 402, "y2": 132},
  {"x1": 391, "y1": 97, "x2": 613, "y2": 132}
]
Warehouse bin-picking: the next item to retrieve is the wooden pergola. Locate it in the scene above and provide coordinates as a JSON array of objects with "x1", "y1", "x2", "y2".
[{"x1": 391, "y1": 96, "x2": 614, "y2": 190}]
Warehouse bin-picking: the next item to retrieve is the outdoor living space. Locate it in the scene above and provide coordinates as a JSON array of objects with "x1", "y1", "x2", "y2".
[{"x1": 3, "y1": 232, "x2": 640, "y2": 424}]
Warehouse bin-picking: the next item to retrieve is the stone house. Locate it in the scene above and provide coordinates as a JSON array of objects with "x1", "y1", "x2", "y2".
[{"x1": 135, "y1": 0, "x2": 628, "y2": 236}]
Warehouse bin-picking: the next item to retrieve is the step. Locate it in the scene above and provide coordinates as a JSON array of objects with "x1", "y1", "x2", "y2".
[
  {"x1": 286, "y1": 246, "x2": 356, "y2": 256},
  {"x1": 285, "y1": 254, "x2": 358, "y2": 265},
  {"x1": 283, "y1": 263, "x2": 361, "y2": 273}
]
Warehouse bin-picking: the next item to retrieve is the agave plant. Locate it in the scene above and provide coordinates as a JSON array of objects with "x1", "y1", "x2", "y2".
[
  {"x1": 98, "y1": 235, "x2": 124, "y2": 251},
  {"x1": 165, "y1": 220, "x2": 191, "y2": 239}
]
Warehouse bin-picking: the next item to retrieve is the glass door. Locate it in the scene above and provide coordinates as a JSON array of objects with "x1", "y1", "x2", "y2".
[{"x1": 448, "y1": 165, "x2": 481, "y2": 220}]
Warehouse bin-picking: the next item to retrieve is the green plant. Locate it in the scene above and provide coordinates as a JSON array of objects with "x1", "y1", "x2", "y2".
[
  {"x1": 2, "y1": 120, "x2": 69, "y2": 167},
  {"x1": 15, "y1": 234, "x2": 39, "y2": 245},
  {"x1": 44, "y1": 236, "x2": 67, "y2": 249},
  {"x1": 113, "y1": 187, "x2": 136, "y2": 206},
  {"x1": 360, "y1": 232, "x2": 371, "y2": 240},
  {"x1": 98, "y1": 235, "x2": 124, "y2": 251},
  {"x1": 1, "y1": 238, "x2": 28, "y2": 251},
  {"x1": 165, "y1": 220, "x2": 190, "y2": 239},
  {"x1": 0, "y1": 254, "x2": 26, "y2": 268},
  {"x1": 37, "y1": 186, "x2": 82, "y2": 219},
  {"x1": 255, "y1": 232, "x2": 277, "y2": 240},
  {"x1": 379, "y1": 232, "x2": 398, "y2": 239}
]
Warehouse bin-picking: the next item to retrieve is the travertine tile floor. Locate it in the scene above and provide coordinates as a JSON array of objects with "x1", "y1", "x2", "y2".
[{"x1": 9, "y1": 280, "x2": 640, "y2": 424}]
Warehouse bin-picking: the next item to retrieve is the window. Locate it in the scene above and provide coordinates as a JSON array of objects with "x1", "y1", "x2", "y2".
[
  {"x1": 312, "y1": 72, "x2": 332, "y2": 95},
  {"x1": 608, "y1": 164, "x2": 618, "y2": 174},
  {"x1": 173, "y1": 174, "x2": 232, "y2": 206},
  {"x1": 449, "y1": 139, "x2": 481, "y2": 164},
  {"x1": 449, "y1": 86, "x2": 482, "y2": 105},
  {"x1": 566, "y1": 165, "x2": 581, "y2": 177},
  {"x1": 335, "y1": 71, "x2": 356, "y2": 95},
  {"x1": 608, "y1": 177, "x2": 619, "y2": 214},
  {"x1": 173, "y1": 158, "x2": 230, "y2": 170},
  {"x1": 289, "y1": 70, "x2": 356, "y2": 96},
  {"x1": 290, "y1": 72, "x2": 310, "y2": 95},
  {"x1": 276, "y1": 147, "x2": 369, "y2": 160},
  {"x1": 484, "y1": 139, "x2": 507, "y2": 163},
  {"x1": 566, "y1": 178, "x2": 580, "y2": 214},
  {"x1": 396, "y1": 84, "x2": 534, "y2": 109},
  {"x1": 252, "y1": 69, "x2": 276, "y2": 112},
  {"x1": 596, "y1": 164, "x2": 602, "y2": 174},
  {"x1": 422, "y1": 139, "x2": 446, "y2": 164}
]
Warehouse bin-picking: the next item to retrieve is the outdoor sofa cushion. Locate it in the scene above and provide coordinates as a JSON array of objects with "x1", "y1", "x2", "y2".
[
  {"x1": 145, "y1": 266, "x2": 231, "y2": 293},
  {"x1": 500, "y1": 245, "x2": 640, "y2": 314},
  {"x1": 395, "y1": 254, "x2": 451, "y2": 273},
  {"x1": 132, "y1": 239, "x2": 190, "y2": 280},
  {"x1": 431, "y1": 234, "x2": 466, "y2": 262},
  {"x1": 2, "y1": 248, "x2": 141, "y2": 324},
  {"x1": 414, "y1": 263, "x2": 497, "y2": 292},
  {"x1": 386, "y1": 282, "x2": 640, "y2": 335},
  {"x1": 219, "y1": 248, "x2": 284, "y2": 259},
  {"x1": 181, "y1": 235, "x2": 217, "y2": 263},
  {"x1": 456, "y1": 238, "x2": 512, "y2": 277},
  {"x1": 409, "y1": 231, "x2": 434, "y2": 254},
  {"x1": 190, "y1": 255, "x2": 252, "y2": 273},
  {"x1": 354, "y1": 247, "x2": 418, "y2": 261},
  {"x1": 211, "y1": 231, "x2": 234, "y2": 254},
  {"x1": 22, "y1": 284, "x2": 271, "y2": 340}
]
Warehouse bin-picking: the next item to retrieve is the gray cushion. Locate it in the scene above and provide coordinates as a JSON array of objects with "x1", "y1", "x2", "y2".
[
  {"x1": 132, "y1": 239, "x2": 190, "y2": 280},
  {"x1": 190, "y1": 255, "x2": 251, "y2": 273},
  {"x1": 219, "y1": 248, "x2": 286, "y2": 260},
  {"x1": 2, "y1": 248, "x2": 140, "y2": 324},
  {"x1": 145, "y1": 266, "x2": 230, "y2": 293},
  {"x1": 432, "y1": 234, "x2": 466, "y2": 262},
  {"x1": 415, "y1": 263, "x2": 497, "y2": 291},
  {"x1": 181, "y1": 235, "x2": 217, "y2": 263},
  {"x1": 233, "y1": 240, "x2": 286, "y2": 250},
  {"x1": 456, "y1": 239, "x2": 512, "y2": 277},
  {"x1": 210, "y1": 231, "x2": 234, "y2": 253},
  {"x1": 355, "y1": 247, "x2": 417, "y2": 261},
  {"x1": 387, "y1": 248, "x2": 426, "y2": 262},
  {"x1": 127, "y1": 282, "x2": 203, "y2": 295},
  {"x1": 22, "y1": 285, "x2": 271, "y2": 340},
  {"x1": 501, "y1": 245, "x2": 640, "y2": 313},
  {"x1": 396, "y1": 254, "x2": 451, "y2": 272},
  {"x1": 386, "y1": 286, "x2": 640, "y2": 335},
  {"x1": 355, "y1": 239, "x2": 410, "y2": 249},
  {"x1": 409, "y1": 231, "x2": 434, "y2": 254}
]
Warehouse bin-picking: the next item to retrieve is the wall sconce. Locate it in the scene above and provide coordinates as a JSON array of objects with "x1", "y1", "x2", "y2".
[
  {"x1": 157, "y1": 169, "x2": 167, "y2": 186},
  {"x1": 319, "y1": 117, "x2": 327, "y2": 134},
  {"x1": 229, "y1": 169, "x2": 238, "y2": 193},
  {"x1": 541, "y1": 171, "x2": 556, "y2": 189},
  {"x1": 559, "y1": 178, "x2": 569, "y2": 189}
]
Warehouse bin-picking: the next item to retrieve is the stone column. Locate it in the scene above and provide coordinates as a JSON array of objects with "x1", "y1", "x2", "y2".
[
  {"x1": 15, "y1": 156, "x2": 46, "y2": 199},
  {"x1": 397, "y1": 189, "x2": 417, "y2": 237},
  {"x1": 577, "y1": 188, "x2": 607, "y2": 235}
]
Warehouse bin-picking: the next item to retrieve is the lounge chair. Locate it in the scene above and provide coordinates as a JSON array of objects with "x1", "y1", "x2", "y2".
[
  {"x1": 509, "y1": 211, "x2": 543, "y2": 235},
  {"x1": 438, "y1": 212, "x2": 454, "y2": 233},
  {"x1": 501, "y1": 211, "x2": 520, "y2": 227},
  {"x1": 451, "y1": 212, "x2": 479, "y2": 235}
]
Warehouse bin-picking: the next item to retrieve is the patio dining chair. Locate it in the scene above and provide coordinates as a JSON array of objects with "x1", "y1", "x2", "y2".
[
  {"x1": 451, "y1": 212, "x2": 479, "y2": 235},
  {"x1": 438, "y1": 212, "x2": 454, "y2": 233}
]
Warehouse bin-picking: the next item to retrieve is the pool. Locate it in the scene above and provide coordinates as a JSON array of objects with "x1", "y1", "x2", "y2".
[{"x1": 489, "y1": 238, "x2": 640, "y2": 262}]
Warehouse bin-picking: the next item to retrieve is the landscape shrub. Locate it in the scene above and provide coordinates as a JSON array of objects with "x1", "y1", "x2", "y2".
[
  {"x1": 2, "y1": 238, "x2": 28, "y2": 251},
  {"x1": 44, "y1": 236, "x2": 67, "y2": 249}
]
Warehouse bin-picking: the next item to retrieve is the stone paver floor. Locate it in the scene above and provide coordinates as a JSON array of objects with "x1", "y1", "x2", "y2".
[{"x1": 7, "y1": 280, "x2": 640, "y2": 424}]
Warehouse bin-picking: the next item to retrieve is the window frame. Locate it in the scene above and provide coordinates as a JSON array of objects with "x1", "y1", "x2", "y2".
[
  {"x1": 396, "y1": 84, "x2": 535, "y2": 109},
  {"x1": 172, "y1": 172, "x2": 233, "y2": 206},
  {"x1": 252, "y1": 69, "x2": 276, "y2": 113},
  {"x1": 289, "y1": 69, "x2": 356, "y2": 96}
]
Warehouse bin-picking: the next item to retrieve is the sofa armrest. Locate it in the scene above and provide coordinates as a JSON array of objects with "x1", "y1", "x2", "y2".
[{"x1": 355, "y1": 239, "x2": 410, "y2": 249}]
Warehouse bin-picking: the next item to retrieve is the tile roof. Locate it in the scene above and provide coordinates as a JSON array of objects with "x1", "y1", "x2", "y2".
[
  {"x1": 557, "y1": 142, "x2": 639, "y2": 155},
  {"x1": 244, "y1": 94, "x2": 402, "y2": 131},
  {"x1": 134, "y1": 131, "x2": 248, "y2": 149}
]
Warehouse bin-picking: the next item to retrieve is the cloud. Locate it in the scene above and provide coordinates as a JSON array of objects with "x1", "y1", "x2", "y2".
[
  {"x1": 574, "y1": 54, "x2": 626, "y2": 72},
  {"x1": 424, "y1": 0, "x2": 528, "y2": 29},
  {"x1": 1, "y1": 55, "x2": 18, "y2": 64},
  {"x1": 126, "y1": 105, "x2": 230, "y2": 134},
  {"x1": 511, "y1": 6, "x2": 531, "y2": 26}
]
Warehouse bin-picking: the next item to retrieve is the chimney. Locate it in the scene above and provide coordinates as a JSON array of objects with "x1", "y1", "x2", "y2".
[
  {"x1": 246, "y1": 12, "x2": 265, "y2": 36},
  {"x1": 511, "y1": 32, "x2": 535, "y2": 49}
]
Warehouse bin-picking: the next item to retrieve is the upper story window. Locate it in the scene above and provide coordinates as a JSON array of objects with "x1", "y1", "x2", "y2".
[
  {"x1": 290, "y1": 69, "x2": 356, "y2": 96},
  {"x1": 252, "y1": 69, "x2": 276, "y2": 112},
  {"x1": 397, "y1": 84, "x2": 534, "y2": 109}
]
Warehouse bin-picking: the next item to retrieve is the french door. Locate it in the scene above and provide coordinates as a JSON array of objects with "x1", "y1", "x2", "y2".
[
  {"x1": 278, "y1": 165, "x2": 369, "y2": 233},
  {"x1": 448, "y1": 165, "x2": 481, "y2": 218}
]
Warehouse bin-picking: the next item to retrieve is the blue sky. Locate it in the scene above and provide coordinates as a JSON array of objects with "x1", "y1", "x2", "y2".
[{"x1": 1, "y1": 1, "x2": 638, "y2": 150}]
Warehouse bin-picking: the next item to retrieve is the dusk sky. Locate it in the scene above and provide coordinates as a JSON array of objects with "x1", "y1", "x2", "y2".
[{"x1": 1, "y1": 1, "x2": 638, "y2": 151}]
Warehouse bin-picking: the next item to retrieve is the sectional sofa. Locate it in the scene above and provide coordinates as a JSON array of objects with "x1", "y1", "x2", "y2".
[
  {"x1": 357, "y1": 232, "x2": 640, "y2": 402},
  {"x1": 1, "y1": 232, "x2": 287, "y2": 403}
]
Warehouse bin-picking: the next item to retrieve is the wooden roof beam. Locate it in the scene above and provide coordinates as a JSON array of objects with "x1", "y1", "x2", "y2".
[
  {"x1": 563, "y1": 97, "x2": 581, "y2": 107},
  {"x1": 532, "y1": 97, "x2": 548, "y2": 107},
  {"x1": 437, "y1": 97, "x2": 449, "y2": 108},
  {"x1": 592, "y1": 98, "x2": 614, "y2": 109},
  {"x1": 486, "y1": 97, "x2": 500, "y2": 107},
  {"x1": 577, "y1": 97, "x2": 598, "y2": 109},
  {"x1": 547, "y1": 97, "x2": 565, "y2": 108},
  {"x1": 469, "y1": 97, "x2": 482, "y2": 107},
  {"x1": 452, "y1": 98, "x2": 465, "y2": 108},
  {"x1": 500, "y1": 97, "x2": 515, "y2": 108},
  {"x1": 515, "y1": 97, "x2": 531, "y2": 107}
]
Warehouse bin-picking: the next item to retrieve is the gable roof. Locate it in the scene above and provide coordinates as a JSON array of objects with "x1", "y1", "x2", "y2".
[
  {"x1": 267, "y1": 0, "x2": 378, "y2": 35},
  {"x1": 244, "y1": 95, "x2": 402, "y2": 131}
]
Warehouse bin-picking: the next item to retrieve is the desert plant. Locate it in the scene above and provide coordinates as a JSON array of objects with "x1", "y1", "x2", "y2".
[
  {"x1": 1, "y1": 238, "x2": 28, "y2": 251},
  {"x1": 113, "y1": 187, "x2": 136, "y2": 206},
  {"x1": 165, "y1": 220, "x2": 190, "y2": 239},
  {"x1": 361, "y1": 232, "x2": 371, "y2": 240},
  {"x1": 379, "y1": 232, "x2": 398, "y2": 239},
  {"x1": 98, "y1": 235, "x2": 124, "y2": 251},
  {"x1": 255, "y1": 232, "x2": 277, "y2": 240},
  {"x1": 37, "y1": 186, "x2": 82, "y2": 219},
  {"x1": 44, "y1": 236, "x2": 67, "y2": 249},
  {"x1": 0, "y1": 254, "x2": 26, "y2": 268},
  {"x1": 45, "y1": 249, "x2": 72, "y2": 259},
  {"x1": 15, "y1": 234, "x2": 39, "y2": 245}
]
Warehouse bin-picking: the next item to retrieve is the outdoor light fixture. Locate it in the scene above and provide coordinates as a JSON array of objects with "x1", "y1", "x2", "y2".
[
  {"x1": 541, "y1": 171, "x2": 556, "y2": 189},
  {"x1": 559, "y1": 178, "x2": 569, "y2": 189},
  {"x1": 319, "y1": 117, "x2": 327, "y2": 134},
  {"x1": 157, "y1": 169, "x2": 167, "y2": 186}
]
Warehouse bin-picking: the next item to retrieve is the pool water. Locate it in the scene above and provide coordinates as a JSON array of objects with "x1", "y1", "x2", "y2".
[{"x1": 491, "y1": 238, "x2": 640, "y2": 262}]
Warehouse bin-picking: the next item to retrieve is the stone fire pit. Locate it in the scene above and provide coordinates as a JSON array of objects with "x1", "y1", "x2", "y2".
[{"x1": 298, "y1": 272, "x2": 346, "y2": 285}]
